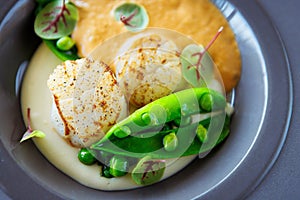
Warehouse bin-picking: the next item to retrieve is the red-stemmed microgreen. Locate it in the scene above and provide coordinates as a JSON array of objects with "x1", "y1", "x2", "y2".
[
  {"x1": 180, "y1": 27, "x2": 224, "y2": 87},
  {"x1": 20, "y1": 108, "x2": 46, "y2": 143},
  {"x1": 192, "y1": 27, "x2": 224, "y2": 67},
  {"x1": 34, "y1": 0, "x2": 78, "y2": 40},
  {"x1": 131, "y1": 156, "x2": 166, "y2": 185},
  {"x1": 120, "y1": 9, "x2": 138, "y2": 27},
  {"x1": 114, "y1": 3, "x2": 149, "y2": 32},
  {"x1": 41, "y1": 0, "x2": 70, "y2": 33},
  {"x1": 141, "y1": 160, "x2": 165, "y2": 180}
]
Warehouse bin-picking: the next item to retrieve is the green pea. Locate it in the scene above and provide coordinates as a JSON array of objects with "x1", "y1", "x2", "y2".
[
  {"x1": 78, "y1": 148, "x2": 97, "y2": 165},
  {"x1": 163, "y1": 132, "x2": 178, "y2": 152},
  {"x1": 200, "y1": 93, "x2": 213, "y2": 112},
  {"x1": 101, "y1": 165, "x2": 113, "y2": 178},
  {"x1": 56, "y1": 36, "x2": 75, "y2": 51},
  {"x1": 196, "y1": 124, "x2": 207, "y2": 142},
  {"x1": 114, "y1": 126, "x2": 131, "y2": 138},
  {"x1": 141, "y1": 112, "x2": 151, "y2": 125},
  {"x1": 109, "y1": 156, "x2": 128, "y2": 177}
]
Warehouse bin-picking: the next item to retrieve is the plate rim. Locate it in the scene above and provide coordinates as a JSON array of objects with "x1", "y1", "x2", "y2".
[{"x1": 0, "y1": 0, "x2": 293, "y2": 199}]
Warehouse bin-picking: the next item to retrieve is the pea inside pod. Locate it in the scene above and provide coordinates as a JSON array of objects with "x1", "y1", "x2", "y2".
[
  {"x1": 163, "y1": 132, "x2": 179, "y2": 152},
  {"x1": 56, "y1": 36, "x2": 75, "y2": 51}
]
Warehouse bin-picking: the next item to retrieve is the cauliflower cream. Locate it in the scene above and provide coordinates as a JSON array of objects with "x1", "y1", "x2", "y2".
[{"x1": 21, "y1": 44, "x2": 196, "y2": 190}]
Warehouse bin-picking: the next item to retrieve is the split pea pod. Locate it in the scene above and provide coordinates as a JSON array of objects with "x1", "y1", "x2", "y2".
[
  {"x1": 91, "y1": 114, "x2": 231, "y2": 159},
  {"x1": 104, "y1": 88, "x2": 226, "y2": 140}
]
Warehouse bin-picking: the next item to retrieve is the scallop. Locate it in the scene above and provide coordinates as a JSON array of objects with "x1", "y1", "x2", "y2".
[
  {"x1": 113, "y1": 34, "x2": 187, "y2": 107},
  {"x1": 47, "y1": 58, "x2": 128, "y2": 147}
]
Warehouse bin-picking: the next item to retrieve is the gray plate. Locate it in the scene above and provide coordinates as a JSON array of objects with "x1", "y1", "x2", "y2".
[{"x1": 0, "y1": 0, "x2": 292, "y2": 199}]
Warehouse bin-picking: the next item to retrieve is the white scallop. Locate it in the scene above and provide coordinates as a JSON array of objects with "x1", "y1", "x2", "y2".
[
  {"x1": 113, "y1": 33, "x2": 187, "y2": 107},
  {"x1": 47, "y1": 58, "x2": 128, "y2": 147}
]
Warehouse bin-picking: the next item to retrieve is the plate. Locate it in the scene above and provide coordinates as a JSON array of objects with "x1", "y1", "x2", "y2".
[{"x1": 0, "y1": 0, "x2": 292, "y2": 199}]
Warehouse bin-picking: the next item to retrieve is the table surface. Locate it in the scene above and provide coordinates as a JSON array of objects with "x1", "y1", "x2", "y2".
[{"x1": 1, "y1": 0, "x2": 300, "y2": 199}]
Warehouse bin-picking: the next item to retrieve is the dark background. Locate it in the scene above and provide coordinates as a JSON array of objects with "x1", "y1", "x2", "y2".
[{"x1": 1, "y1": 0, "x2": 299, "y2": 199}]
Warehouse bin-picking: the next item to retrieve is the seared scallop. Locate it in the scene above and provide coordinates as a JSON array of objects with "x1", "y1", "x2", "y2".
[
  {"x1": 112, "y1": 34, "x2": 187, "y2": 107},
  {"x1": 47, "y1": 58, "x2": 128, "y2": 147}
]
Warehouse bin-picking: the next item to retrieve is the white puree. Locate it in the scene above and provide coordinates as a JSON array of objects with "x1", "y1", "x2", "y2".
[{"x1": 21, "y1": 43, "x2": 196, "y2": 190}]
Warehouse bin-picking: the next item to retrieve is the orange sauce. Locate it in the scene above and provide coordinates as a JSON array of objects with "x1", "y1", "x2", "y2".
[{"x1": 71, "y1": 0, "x2": 241, "y2": 92}]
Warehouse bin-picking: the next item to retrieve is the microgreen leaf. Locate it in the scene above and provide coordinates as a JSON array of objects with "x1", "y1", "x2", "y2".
[
  {"x1": 34, "y1": 0, "x2": 78, "y2": 40},
  {"x1": 180, "y1": 44, "x2": 214, "y2": 87},
  {"x1": 180, "y1": 27, "x2": 223, "y2": 87},
  {"x1": 20, "y1": 130, "x2": 46, "y2": 143},
  {"x1": 114, "y1": 3, "x2": 149, "y2": 32},
  {"x1": 131, "y1": 156, "x2": 166, "y2": 185},
  {"x1": 20, "y1": 108, "x2": 46, "y2": 143}
]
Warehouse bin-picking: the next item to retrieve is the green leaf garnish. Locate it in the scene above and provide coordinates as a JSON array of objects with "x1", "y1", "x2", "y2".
[
  {"x1": 181, "y1": 44, "x2": 211, "y2": 87},
  {"x1": 20, "y1": 108, "x2": 46, "y2": 143},
  {"x1": 180, "y1": 27, "x2": 223, "y2": 87},
  {"x1": 34, "y1": 0, "x2": 79, "y2": 40},
  {"x1": 114, "y1": 3, "x2": 149, "y2": 32},
  {"x1": 131, "y1": 156, "x2": 166, "y2": 185},
  {"x1": 20, "y1": 130, "x2": 46, "y2": 143}
]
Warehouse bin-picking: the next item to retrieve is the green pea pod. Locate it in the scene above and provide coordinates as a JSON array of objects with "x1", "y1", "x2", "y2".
[
  {"x1": 103, "y1": 88, "x2": 226, "y2": 141},
  {"x1": 91, "y1": 115, "x2": 230, "y2": 159},
  {"x1": 43, "y1": 39, "x2": 80, "y2": 61}
]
